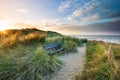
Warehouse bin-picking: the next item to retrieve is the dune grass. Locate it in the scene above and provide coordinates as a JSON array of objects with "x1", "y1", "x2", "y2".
[
  {"x1": 74, "y1": 41, "x2": 120, "y2": 80},
  {"x1": 0, "y1": 29, "x2": 63, "y2": 80},
  {"x1": 112, "y1": 44, "x2": 120, "y2": 61},
  {"x1": 0, "y1": 28, "x2": 86, "y2": 80},
  {"x1": 0, "y1": 47, "x2": 62, "y2": 80},
  {"x1": 45, "y1": 36, "x2": 86, "y2": 54}
]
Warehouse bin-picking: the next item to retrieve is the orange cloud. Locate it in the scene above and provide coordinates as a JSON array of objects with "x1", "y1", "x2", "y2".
[
  {"x1": 13, "y1": 23, "x2": 40, "y2": 28},
  {"x1": 0, "y1": 17, "x2": 6, "y2": 20}
]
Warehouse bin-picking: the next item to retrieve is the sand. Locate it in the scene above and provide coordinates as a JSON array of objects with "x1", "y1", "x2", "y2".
[{"x1": 51, "y1": 44, "x2": 86, "y2": 80}]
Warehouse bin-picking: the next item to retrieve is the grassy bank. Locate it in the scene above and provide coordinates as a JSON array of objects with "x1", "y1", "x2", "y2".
[
  {"x1": 45, "y1": 36, "x2": 87, "y2": 53},
  {"x1": 0, "y1": 29, "x2": 63, "y2": 80},
  {"x1": 0, "y1": 28, "x2": 85, "y2": 80},
  {"x1": 74, "y1": 41, "x2": 120, "y2": 80}
]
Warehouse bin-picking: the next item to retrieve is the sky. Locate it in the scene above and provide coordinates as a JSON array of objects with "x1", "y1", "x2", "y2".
[{"x1": 0, "y1": 0, "x2": 120, "y2": 35}]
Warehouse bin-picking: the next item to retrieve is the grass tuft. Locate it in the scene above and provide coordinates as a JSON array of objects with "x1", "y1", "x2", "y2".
[{"x1": 74, "y1": 41, "x2": 120, "y2": 80}]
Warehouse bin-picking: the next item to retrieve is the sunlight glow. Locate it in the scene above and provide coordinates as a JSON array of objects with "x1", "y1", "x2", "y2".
[{"x1": 0, "y1": 20, "x2": 13, "y2": 31}]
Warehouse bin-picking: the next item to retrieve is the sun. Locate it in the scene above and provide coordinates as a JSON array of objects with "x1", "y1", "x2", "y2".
[{"x1": 0, "y1": 20, "x2": 13, "y2": 31}]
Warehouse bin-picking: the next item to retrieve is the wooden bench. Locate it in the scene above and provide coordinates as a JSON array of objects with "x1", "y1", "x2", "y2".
[{"x1": 44, "y1": 42, "x2": 64, "y2": 55}]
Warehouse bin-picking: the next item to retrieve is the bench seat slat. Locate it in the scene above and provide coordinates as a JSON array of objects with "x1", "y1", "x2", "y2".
[
  {"x1": 49, "y1": 48, "x2": 64, "y2": 54},
  {"x1": 44, "y1": 42, "x2": 63, "y2": 55}
]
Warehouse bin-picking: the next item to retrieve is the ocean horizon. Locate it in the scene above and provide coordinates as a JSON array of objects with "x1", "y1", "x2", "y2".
[{"x1": 70, "y1": 35, "x2": 120, "y2": 44}]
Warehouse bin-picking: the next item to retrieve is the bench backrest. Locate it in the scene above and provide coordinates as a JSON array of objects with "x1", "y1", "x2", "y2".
[
  {"x1": 44, "y1": 42, "x2": 64, "y2": 54},
  {"x1": 44, "y1": 42, "x2": 62, "y2": 50},
  {"x1": 44, "y1": 42, "x2": 61, "y2": 47}
]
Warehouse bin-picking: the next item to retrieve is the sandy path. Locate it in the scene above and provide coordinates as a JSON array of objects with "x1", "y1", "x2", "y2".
[{"x1": 51, "y1": 44, "x2": 86, "y2": 80}]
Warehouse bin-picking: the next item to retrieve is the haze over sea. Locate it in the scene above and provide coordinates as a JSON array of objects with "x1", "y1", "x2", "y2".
[{"x1": 71, "y1": 35, "x2": 120, "y2": 44}]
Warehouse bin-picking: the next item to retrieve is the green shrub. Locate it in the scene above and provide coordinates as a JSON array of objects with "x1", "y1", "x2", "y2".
[
  {"x1": 45, "y1": 36, "x2": 83, "y2": 54},
  {"x1": 63, "y1": 40, "x2": 77, "y2": 53},
  {"x1": 73, "y1": 41, "x2": 120, "y2": 80},
  {"x1": 0, "y1": 29, "x2": 65, "y2": 80},
  {"x1": 0, "y1": 47, "x2": 62, "y2": 80},
  {"x1": 45, "y1": 36, "x2": 63, "y2": 44},
  {"x1": 0, "y1": 57, "x2": 18, "y2": 80},
  {"x1": 63, "y1": 36, "x2": 84, "y2": 46},
  {"x1": 81, "y1": 39, "x2": 88, "y2": 43},
  {"x1": 112, "y1": 45, "x2": 120, "y2": 60},
  {"x1": 95, "y1": 62, "x2": 114, "y2": 80}
]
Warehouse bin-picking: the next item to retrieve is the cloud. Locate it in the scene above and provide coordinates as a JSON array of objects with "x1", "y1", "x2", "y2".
[
  {"x1": 52, "y1": 24, "x2": 80, "y2": 34},
  {"x1": 12, "y1": 19, "x2": 120, "y2": 35},
  {"x1": 12, "y1": 19, "x2": 62, "y2": 31},
  {"x1": 67, "y1": 0, "x2": 100, "y2": 21},
  {"x1": 107, "y1": 10, "x2": 120, "y2": 18},
  {"x1": 79, "y1": 20, "x2": 120, "y2": 34},
  {"x1": 67, "y1": 16, "x2": 73, "y2": 21},
  {"x1": 58, "y1": 0, "x2": 72, "y2": 12},
  {"x1": 66, "y1": 0, "x2": 120, "y2": 23},
  {"x1": 72, "y1": 9, "x2": 83, "y2": 17},
  {"x1": 53, "y1": 19, "x2": 120, "y2": 35},
  {"x1": 16, "y1": 9, "x2": 27, "y2": 13},
  {"x1": 81, "y1": 14, "x2": 99, "y2": 21},
  {"x1": 13, "y1": 23, "x2": 39, "y2": 28},
  {"x1": 58, "y1": 0, "x2": 77, "y2": 12},
  {"x1": 66, "y1": 14, "x2": 100, "y2": 26},
  {"x1": 42, "y1": 22, "x2": 56, "y2": 27},
  {"x1": 39, "y1": 19, "x2": 62, "y2": 27},
  {"x1": 0, "y1": 17, "x2": 6, "y2": 20}
]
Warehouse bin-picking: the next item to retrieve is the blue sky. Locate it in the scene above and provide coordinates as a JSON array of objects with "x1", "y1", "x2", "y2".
[{"x1": 0, "y1": 0, "x2": 120, "y2": 35}]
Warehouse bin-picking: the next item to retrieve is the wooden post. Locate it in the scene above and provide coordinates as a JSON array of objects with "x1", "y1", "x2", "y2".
[{"x1": 108, "y1": 45, "x2": 112, "y2": 60}]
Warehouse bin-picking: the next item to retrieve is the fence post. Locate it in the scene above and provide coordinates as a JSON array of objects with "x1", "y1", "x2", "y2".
[{"x1": 108, "y1": 45, "x2": 112, "y2": 60}]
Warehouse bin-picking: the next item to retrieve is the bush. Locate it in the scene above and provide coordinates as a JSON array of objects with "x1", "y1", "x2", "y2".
[
  {"x1": 45, "y1": 36, "x2": 63, "y2": 44},
  {"x1": 63, "y1": 40, "x2": 77, "y2": 53},
  {"x1": 81, "y1": 39, "x2": 88, "y2": 43},
  {"x1": 73, "y1": 41, "x2": 120, "y2": 80},
  {"x1": 0, "y1": 31, "x2": 46, "y2": 48},
  {"x1": 0, "y1": 47, "x2": 62, "y2": 80},
  {"x1": 95, "y1": 62, "x2": 114, "y2": 80},
  {"x1": 45, "y1": 36, "x2": 83, "y2": 54},
  {"x1": 112, "y1": 45, "x2": 120, "y2": 60}
]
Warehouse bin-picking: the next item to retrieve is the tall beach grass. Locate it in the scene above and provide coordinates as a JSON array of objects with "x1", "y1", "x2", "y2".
[
  {"x1": 45, "y1": 36, "x2": 86, "y2": 54},
  {"x1": 0, "y1": 29, "x2": 63, "y2": 80},
  {"x1": 74, "y1": 41, "x2": 120, "y2": 80}
]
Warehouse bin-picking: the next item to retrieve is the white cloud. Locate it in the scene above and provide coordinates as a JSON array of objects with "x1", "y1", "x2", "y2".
[
  {"x1": 67, "y1": 0, "x2": 100, "y2": 21},
  {"x1": 58, "y1": 0, "x2": 73, "y2": 12},
  {"x1": 16, "y1": 9, "x2": 27, "y2": 13},
  {"x1": 81, "y1": 14, "x2": 99, "y2": 21},
  {"x1": 73, "y1": 8, "x2": 83, "y2": 17},
  {"x1": 67, "y1": 16, "x2": 73, "y2": 21},
  {"x1": 39, "y1": 19, "x2": 62, "y2": 27}
]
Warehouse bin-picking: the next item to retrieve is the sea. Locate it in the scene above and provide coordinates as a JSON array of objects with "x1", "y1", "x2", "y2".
[{"x1": 70, "y1": 35, "x2": 120, "y2": 44}]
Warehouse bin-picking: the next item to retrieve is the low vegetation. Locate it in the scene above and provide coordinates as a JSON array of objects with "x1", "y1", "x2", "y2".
[
  {"x1": 112, "y1": 44, "x2": 120, "y2": 61},
  {"x1": 45, "y1": 36, "x2": 86, "y2": 53},
  {"x1": 0, "y1": 47, "x2": 62, "y2": 80},
  {"x1": 0, "y1": 28, "x2": 63, "y2": 80},
  {"x1": 0, "y1": 28, "x2": 85, "y2": 80},
  {"x1": 74, "y1": 41, "x2": 120, "y2": 80}
]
